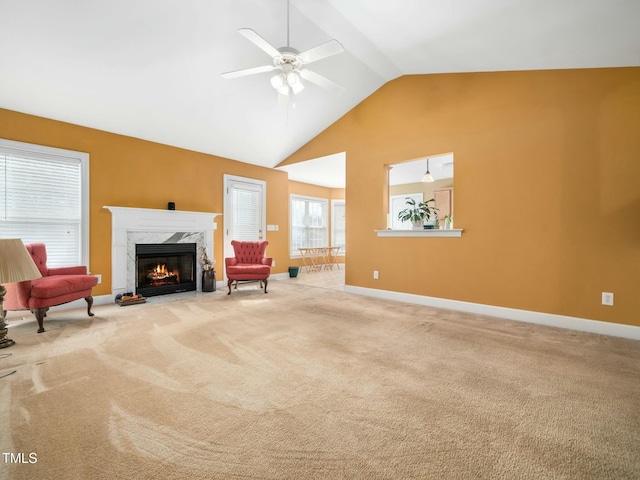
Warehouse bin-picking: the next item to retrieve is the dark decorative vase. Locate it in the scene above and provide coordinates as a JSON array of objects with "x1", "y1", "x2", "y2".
[{"x1": 202, "y1": 270, "x2": 216, "y2": 292}]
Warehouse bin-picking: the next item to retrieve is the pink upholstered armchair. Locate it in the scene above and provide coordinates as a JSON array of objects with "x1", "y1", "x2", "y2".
[
  {"x1": 3, "y1": 243, "x2": 98, "y2": 333},
  {"x1": 225, "y1": 240, "x2": 272, "y2": 295}
]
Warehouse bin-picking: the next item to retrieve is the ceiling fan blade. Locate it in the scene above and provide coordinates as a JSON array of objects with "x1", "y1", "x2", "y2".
[
  {"x1": 298, "y1": 39, "x2": 344, "y2": 64},
  {"x1": 300, "y1": 69, "x2": 346, "y2": 95},
  {"x1": 221, "y1": 64, "x2": 277, "y2": 79},
  {"x1": 238, "y1": 28, "x2": 281, "y2": 59}
]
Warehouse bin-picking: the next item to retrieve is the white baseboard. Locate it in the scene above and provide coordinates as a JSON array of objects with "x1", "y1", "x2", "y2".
[
  {"x1": 344, "y1": 286, "x2": 640, "y2": 341},
  {"x1": 93, "y1": 294, "x2": 114, "y2": 306},
  {"x1": 271, "y1": 272, "x2": 291, "y2": 280},
  {"x1": 31, "y1": 284, "x2": 638, "y2": 342}
]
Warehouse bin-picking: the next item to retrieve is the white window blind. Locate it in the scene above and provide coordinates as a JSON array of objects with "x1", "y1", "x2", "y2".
[
  {"x1": 290, "y1": 195, "x2": 328, "y2": 256},
  {"x1": 0, "y1": 140, "x2": 88, "y2": 267},
  {"x1": 231, "y1": 182, "x2": 262, "y2": 241}
]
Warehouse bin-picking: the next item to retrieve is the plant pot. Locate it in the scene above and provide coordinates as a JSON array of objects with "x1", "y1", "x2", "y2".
[
  {"x1": 424, "y1": 218, "x2": 437, "y2": 229},
  {"x1": 202, "y1": 270, "x2": 216, "y2": 292},
  {"x1": 288, "y1": 266, "x2": 300, "y2": 278}
]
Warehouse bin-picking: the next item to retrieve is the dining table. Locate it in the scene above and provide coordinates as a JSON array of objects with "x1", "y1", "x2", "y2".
[{"x1": 298, "y1": 246, "x2": 341, "y2": 272}]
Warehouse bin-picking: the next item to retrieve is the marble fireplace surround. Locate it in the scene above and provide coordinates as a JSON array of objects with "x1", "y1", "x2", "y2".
[{"x1": 104, "y1": 206, "x2": 220, "y2": 298}]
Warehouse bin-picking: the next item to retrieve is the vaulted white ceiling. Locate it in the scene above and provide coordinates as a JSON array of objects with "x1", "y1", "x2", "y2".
[{"x1": 1, "y1": 0, "x2": 638, "y2": 187}]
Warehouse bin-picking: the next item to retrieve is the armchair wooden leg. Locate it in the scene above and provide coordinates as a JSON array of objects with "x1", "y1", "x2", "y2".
[
  {"x1": 227, "y1": 279, "x2": 234, "y2": 295},
  {"x1": 85, "y1": 296, "x2": 95, "y2": 317},
  {"x1": 34, "y1": 308, "x2": 48, "y2": 333},
  {"x1": 264, "y1": 278, "x2": 268, "y2": 294}
]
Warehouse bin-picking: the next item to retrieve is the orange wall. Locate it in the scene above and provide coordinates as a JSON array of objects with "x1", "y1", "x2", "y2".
[
  {"x1": 0, "y1": 109, "x2": 291, "y2": 296},
  {"x1": 284, "y1": 68, "x2": 640, "y2": 327}
]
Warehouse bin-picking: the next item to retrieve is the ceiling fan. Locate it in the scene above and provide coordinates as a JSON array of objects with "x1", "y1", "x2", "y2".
[{"x1": 221, "y1": 1, "x2": 345, "y2": 103}]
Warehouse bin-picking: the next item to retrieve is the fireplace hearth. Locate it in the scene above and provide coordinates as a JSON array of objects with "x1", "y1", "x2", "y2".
[{"x1": 136, "y1": 243, "x2": 196, "y2": 297}]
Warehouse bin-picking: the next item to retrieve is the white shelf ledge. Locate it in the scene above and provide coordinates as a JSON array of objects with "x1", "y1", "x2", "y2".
[{"x1": 375, "y1": 228, "x2": 463, "y2": 238}]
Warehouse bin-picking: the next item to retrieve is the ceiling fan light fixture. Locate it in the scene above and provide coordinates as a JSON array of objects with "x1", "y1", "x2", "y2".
[
  {"x1": 286, "y1": 71, "x2": 299, "y2": 86},
  {"x1": 270, "y1": 74, "x2": 284, "y2": 90},
  {"x1": 272, "y1": 72, "x2": 302, "y2": 95},
  {"x1": 291, "y1": 80, "x2": 304, "y2": 94}
]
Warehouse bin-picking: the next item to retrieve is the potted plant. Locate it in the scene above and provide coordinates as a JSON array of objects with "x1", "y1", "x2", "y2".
[
  {"x1": 443, "y1": 215, "x2": 453, "y2": 229},
  {"x1": 397, "y1": 197, "x2": 438, "y2": 230}
]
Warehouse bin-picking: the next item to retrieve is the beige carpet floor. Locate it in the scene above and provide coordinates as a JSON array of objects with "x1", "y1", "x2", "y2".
[
  {"x1": 1, "y1": 279, "x2": 639, "y2": 479},
  {"x1": 290, "y1": 266, "x2": 345, "y2": 291}
]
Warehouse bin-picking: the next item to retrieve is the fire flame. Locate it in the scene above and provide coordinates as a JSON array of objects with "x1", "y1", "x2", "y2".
[{"x1": 147, "y1": 263, "x2": 180, "y2": 283}]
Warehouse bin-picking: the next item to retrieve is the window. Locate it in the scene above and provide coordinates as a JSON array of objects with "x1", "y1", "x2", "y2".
[
  {"x1": 0, "y1": 139, "x2": 89, "y2": 267},
  {"x1": 390, "y1": 193, "x2": 423, "y2": 230},
  {"x1": 290, "y1": 195, "x2": 328, "y2": 256},
  {"x1": 331, "y1": 199, "x2": 346, "y2": 253}
]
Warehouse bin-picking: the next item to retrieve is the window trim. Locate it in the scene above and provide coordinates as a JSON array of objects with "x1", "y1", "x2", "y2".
[
  {"x1": 0, "y1": 138, "x2": 90, "y2": 266},
  {"x1": 331, "y1": 198, "x2": 346, "y2": 254},
  {"x1": 375, "y1": 228, "x2": 463, "y2": 238}
]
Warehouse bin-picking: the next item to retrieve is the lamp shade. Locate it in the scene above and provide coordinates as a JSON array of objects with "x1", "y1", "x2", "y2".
[
  {"x1": 270, "y1": 74, "x2": 284, "y2": 90},
  {"x1": 0, "y1": 239, "x2": 42, "y2": 283},
  {"x1": 421, "y1": 172, "x2": 434, "y2": 182}
]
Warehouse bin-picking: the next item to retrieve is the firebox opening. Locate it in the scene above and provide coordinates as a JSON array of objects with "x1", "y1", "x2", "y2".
[{"x1": 136, "y1": 243, "x2": 197, "y2": 297}]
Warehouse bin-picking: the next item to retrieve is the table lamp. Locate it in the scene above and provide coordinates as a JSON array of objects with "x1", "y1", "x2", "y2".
[{"x1": 0, "y1": 239, "x2": 42, "y2": 348}]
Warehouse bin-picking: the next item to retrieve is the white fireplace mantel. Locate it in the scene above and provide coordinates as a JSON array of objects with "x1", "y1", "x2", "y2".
[{"x1": 104, "y1": 206, "x2": 221, "y2": 297}]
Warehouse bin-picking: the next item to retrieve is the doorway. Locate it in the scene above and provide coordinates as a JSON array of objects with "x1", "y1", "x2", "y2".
[{"x1": 223, "y1": 175, "x2": 267, "y2": 264}]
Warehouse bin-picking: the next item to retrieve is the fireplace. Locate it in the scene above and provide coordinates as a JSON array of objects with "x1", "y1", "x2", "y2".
[
  {"x1": 136, "y1": 243, "x2": 196, "y2": 297},
  {"x1": 104, "y1": 206, "x2": 220, "y2": 299}
]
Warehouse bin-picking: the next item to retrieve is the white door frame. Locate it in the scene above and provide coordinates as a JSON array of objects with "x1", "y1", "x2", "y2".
[{"x1": 223, "y1": 174, "x2": 267, "y2": 275}]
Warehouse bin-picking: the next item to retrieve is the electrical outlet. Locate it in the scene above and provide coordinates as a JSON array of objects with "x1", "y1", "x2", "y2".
[
  {"x1": 272, "y1": 260, "x2": 276, "y2": 267},
  {"x1": 373, "y1": 270, "x2": 379, "y2": 280},
  {"x1": 95, "y1": 274, "x2": 102, "y2": 284},
  {"x1": 602, "y1": 292, "x2": 614, "y2": 306}
]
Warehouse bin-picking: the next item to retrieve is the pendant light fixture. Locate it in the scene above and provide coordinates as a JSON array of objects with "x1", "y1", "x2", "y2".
[{"x1": 421, "y1": 159, "x2": 434, "y2": 182}]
